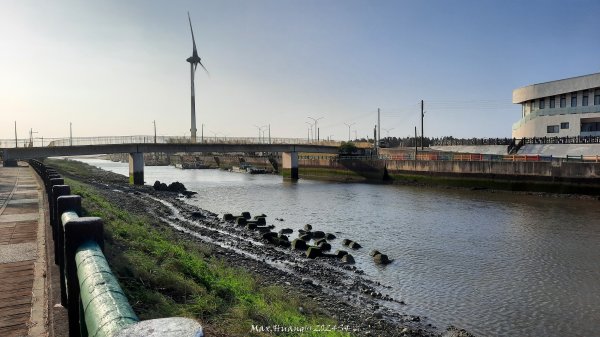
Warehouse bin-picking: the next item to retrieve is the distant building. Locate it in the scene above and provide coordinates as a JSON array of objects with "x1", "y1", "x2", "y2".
[{"x1": 512, "y1": 72, "x2": 600, "y2": 138}]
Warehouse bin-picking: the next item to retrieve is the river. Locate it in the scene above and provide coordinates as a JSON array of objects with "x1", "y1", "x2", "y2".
[{"x1": 74, "y1": 158, "x2": 600, "y2": 337}]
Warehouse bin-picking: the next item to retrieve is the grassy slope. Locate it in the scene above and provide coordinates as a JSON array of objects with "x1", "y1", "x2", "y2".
[{"x1": 49, "y1": 160, "x2": 351, "y2": 337}]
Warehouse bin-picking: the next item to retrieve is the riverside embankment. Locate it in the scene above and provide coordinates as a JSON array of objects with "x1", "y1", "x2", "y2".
[
  {"x1": 72, "y1": 158, "x2": 600, "y2": 337},
  {"x1": 297, "y1": 157, "x2": 600, "y2": 195},
  {"x1": 46, "y1": 159, "x2": 449, "y2": 337}
]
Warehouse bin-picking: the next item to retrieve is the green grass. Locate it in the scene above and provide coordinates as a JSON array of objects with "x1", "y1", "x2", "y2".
[{"x1": 48, "y1": 160, "x2": 352, "y2": 337}]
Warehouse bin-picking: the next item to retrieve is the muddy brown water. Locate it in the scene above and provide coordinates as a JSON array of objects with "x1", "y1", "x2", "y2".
[{"x1": 75, "y1": 158, "x2": 600, "y2": 337}]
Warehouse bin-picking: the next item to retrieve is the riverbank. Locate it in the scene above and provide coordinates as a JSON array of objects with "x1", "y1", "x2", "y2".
[
  {"x1": 297, "y1": 159, "x2": 600, "y2": 197},
  {"x1": 46, "y1": 159, "x2": 470, "y2": 337}
]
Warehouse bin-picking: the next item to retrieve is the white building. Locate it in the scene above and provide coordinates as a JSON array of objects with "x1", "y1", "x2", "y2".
[{"x1": 512, "y1": 73, "x2": 600, "y2": 138}]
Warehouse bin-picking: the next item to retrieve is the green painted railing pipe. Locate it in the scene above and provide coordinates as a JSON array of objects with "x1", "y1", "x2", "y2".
[{"x1": 76, "y1": 240, "x2": 138, "y2": 337}]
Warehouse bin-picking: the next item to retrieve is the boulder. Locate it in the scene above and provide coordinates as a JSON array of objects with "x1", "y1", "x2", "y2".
[
  {"x1": 235, "y1": 217, "x2": 247, "y2": 226},
  {"x1": 342, "y1": 239, "x2": 352, "y2": 246},
  {"x1": 190, "y1": 211, "x2": 204, "y2": 219},
  {"x1": 291, "y1": 239, "x2": 307, "y2": 250},
  {"x1": 373, "y1": 253, "x2": 391, "y2": 265},
  {"x1": 304, "y1": 224, "x2": 312, "y2": 231},
  {"x1": 325, "y1": 233, "x2": 336, "y2": 240},
  {"x1": 256, "y1": 226, "x2": 271, "y2": 233},
  {"x1": 167, "y1": 181, "x2": 187, "y2": 192},
  {"x1": 305, "y1": 246, "x2": 321, "y2": 259},
  {"x1": 349, "y1": 241, "x2": 362, "y2": 249},
  {"x1": 255, "y1": 217, "x2": 266, "y2": 225},
  {"x1": 299, "y1": 233, "x2": 312, "y2": 241},
  {"x1": 298, "y1": 229, "x2": 307, "y2": 235},
  {"x1": 246, "y1": 222, "x2": 257, "y2": 230},
  {"x1": 341, "y1": 254, "x2": 355, "y2": 264},
  {"x1": 317, "y1": 242, "x2": 331, "y2": 251},
  {"x1": 278, "y1": 240, "x2": 291, "y2": 248},
  {"x1": 278, "y1": 234, "x2": 289, "y2": 241},
  {"x1": 370, "y1": 249, "x2": 381, "y2": 257},
  {"x1": 279, "y1": 228, "x2": 294, "y2": 235},
  {"x1": 334, "y1": 250, "x2": 348, "y2": 258},
  {"x1": 222, "y1": 213, "x2": 234, "y2": 221},
  {"x1": 262, "y1": 232, "x2": 278, "y2": 241},
  {"x1": 241, "y1": 212, "x2": 251, "y2": 219},
  {"x1": 312, "y1": 231, "x2": 325, "y2": 239},
  {"x1": 182, "y1": 191, "x2": 197, "y2": 198},
  {"x1": 254, "y1": 214, "x2": 267, "y2": 219}
]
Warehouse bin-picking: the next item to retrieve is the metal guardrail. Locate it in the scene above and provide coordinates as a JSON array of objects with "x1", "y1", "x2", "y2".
[
  {"x1": 431, "y1": 136, "x2": 600, "y2": 146},
  {"x1": 0, "y1": 136, "x2": 341, "y2": 148},
  {"x1": 28, "y1": 159, "x2": 204, "y2": 337}
]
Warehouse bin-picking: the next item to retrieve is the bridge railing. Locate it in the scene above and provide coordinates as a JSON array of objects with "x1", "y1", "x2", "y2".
[
  {"x1": 1, "y1": 136, "x2": 341, "y2": 148},
  {"x1": 28, "y1": 159, "x2": 204, "y2": 337},
  {"x1": 42, "y1": 135, "x2": 340, "y2": 147}
]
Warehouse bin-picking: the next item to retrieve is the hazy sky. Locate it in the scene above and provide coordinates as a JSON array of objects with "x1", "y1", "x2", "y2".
[{"x1": 1, "y1": 0, "x2": 599, "y2": 142}]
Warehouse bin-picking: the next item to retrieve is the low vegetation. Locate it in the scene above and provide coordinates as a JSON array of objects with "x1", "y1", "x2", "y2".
[{"x1": 49, "y1": 160, "x2": 351, "y2": 336}]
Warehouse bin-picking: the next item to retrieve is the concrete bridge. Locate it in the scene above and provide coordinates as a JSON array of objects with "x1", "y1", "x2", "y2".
[{"x1": 2, "y1": 143, "x2": 340, "y2": 184}]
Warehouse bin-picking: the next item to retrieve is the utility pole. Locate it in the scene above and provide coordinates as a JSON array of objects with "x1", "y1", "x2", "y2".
[
  {"x1": 69, "y1": 122, "x2": 73, "y2": 146},
  {"x1": 29, "y1": 128, "x2": 38, "y2": 147},
  {"x1": 414, "y1": 126, "x2": 418, "y2": 159},
  {"x1": 377, "y1": 107, "x2": 381, "y2": 149},
  {"x1": 354, "y1": 130, "x2": 357, "y2": 141},
  {"x1": 153, "y1": 120, "x2": 157, "y2": 144},
  {"x1": 373, "y1": 125, "x2": 377, "y2": 152},
  {"x1": 14, "y1": 121, "x2": 17, "y2": 147},
  {"x1": 421, "y1": 100, "x2": 424, "y2": 150},
  {"x1": 268, "y1": 124, "x2": 271, "y2": 144},
  {"x1": 254, "y1": 125, "x2": 262, "y2": 143},
  {"x1": 201, "y1": 124, "x2": 204, "y2": 143},
  {"x1": 317, "y1": 128, "x2": 320, "y2": 143}
]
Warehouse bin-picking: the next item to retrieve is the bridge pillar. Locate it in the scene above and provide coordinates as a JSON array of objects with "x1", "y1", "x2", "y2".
[
  {"x1": 282, "y1": 152, "x2": 298, "y2": 180},
  {"x1": 2, "y1": 149, "x2": 17, "y2": 167},
  {"x1": 128, "y1": 152, "x2": 144, "y2": 185}
]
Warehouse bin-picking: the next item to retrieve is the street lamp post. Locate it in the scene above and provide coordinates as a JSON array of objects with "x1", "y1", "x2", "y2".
[
  {"x1": 305, "y1": 122, "x2": 313, "y2": 143},
  {"x1": 308, "y1": 116, "x2": 323, "y2": 142},
  {"x1": 344, "y1": 122, "x2": 355, "y2": 141}
]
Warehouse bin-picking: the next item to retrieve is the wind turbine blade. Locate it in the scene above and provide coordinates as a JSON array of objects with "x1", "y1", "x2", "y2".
[
  {"x1": 187, "y1": 12, "x2": 198, "y2": 56},
  {"x1": 199, "y1": 61, "x2": 210, "y2": 76}
]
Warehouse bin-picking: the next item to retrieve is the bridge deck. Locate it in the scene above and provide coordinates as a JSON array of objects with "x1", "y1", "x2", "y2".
[{"x1": 0, "y1": 165, "x2": 47, "y2": 337}]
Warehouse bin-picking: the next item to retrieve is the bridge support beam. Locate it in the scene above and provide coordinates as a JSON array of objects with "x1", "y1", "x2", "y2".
[
  {"x1": 282, "y1": 152, "x2": 298, "y2": 180},
  {"x1": 128, "y1": 152, "x2": 144, "y2": 185}
]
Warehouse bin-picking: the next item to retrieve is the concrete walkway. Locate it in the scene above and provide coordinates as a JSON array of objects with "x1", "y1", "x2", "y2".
[{"x1": 0, "y1": 164, "x2": 48, "y2": 337}]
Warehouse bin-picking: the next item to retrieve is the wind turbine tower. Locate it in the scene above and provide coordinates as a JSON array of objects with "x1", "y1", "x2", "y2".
[{"x1": 186, "y1": 12, "x2": 208, "y2": 143}]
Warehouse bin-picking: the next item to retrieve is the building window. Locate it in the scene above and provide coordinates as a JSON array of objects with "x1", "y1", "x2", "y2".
[
  {"x1": 582, "y1": 91, "x2": 589, "y2": 106},
  {"x1": 530, "y1": 100, "x2": 535, "y2": 111},
  {"x1": 547, "y1": 125, "x2": 559, "y2": 133},
  {"x1": 561, "y1": 122, "x2": 569, "y2": 129},
  {"x1": 595, "y1": 89, "x2": 600, "y2": 105},
  {"x1": 571, "y1": 93, "x2": 577, "y2": 107},
  {"x1": 539, "y1": 98, "x2": 545, "y2": 109},
  {"x1": 560, "y1": 94, "x2": 566, "y2": 108},
  {"x1": 549, "y1": 97, "x2": 555, "y2": 108},
  {"x1": 581, "y1": 121, "x2": 600, "y2": 132}
]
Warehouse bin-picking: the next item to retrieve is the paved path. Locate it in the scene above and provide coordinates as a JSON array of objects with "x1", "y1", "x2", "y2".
[{"x1": 0, "y1": 164, "x2": 47, "y2": 337}]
